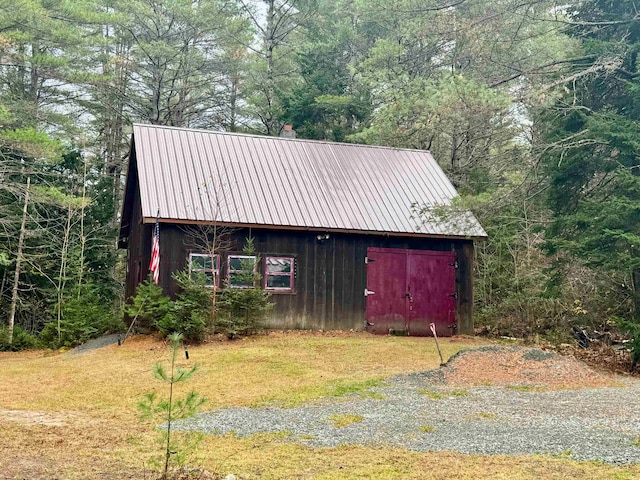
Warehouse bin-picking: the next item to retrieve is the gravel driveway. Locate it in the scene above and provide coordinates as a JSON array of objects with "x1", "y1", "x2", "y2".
[{"x1": 174, "y1": 351, "x2": 640, "y2": 465}]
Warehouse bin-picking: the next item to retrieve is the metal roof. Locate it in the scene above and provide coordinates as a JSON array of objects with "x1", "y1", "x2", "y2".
[{"x1": 126, "y1": 124, "x2": 486, "y2": 239}]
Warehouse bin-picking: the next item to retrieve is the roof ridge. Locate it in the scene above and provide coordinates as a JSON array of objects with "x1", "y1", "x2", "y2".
[{"x1": 132, "y1": 123, "x2": 433, "y2": 155}]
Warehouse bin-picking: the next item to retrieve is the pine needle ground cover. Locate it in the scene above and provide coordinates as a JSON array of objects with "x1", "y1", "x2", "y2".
[{"x1": 0, "y1": 332, "x2": 639, "y2": 479}]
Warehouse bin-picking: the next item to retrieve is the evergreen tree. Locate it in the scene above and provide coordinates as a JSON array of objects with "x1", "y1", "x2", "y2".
[
  {"x1": 280, "y1": 0, "x2": 372, "y2": 141},
  {"x1": 541, "y1": 0, "x2": 640, "y2": 326}
]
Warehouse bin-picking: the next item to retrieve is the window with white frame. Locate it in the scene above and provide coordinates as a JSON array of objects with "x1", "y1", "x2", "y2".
[
  {"x1": 189, "y1": 253, "x2": 220, "y2": 288},
  {"x1": 228, "y1": 255, "x2": 257, "y2": 288},
  {"x1": 264, "y1": 256, "x2": 294, "y2": 292}
]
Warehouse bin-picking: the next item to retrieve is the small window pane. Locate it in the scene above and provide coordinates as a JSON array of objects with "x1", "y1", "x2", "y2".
[
  {"x1": 266, "y1": 257, "x2": 291, "y2": 273},
  {"x1": 190, "y1": 254, "x2": 218, "y2": 270},
  {"x1": 229, "y1": 256, "x2": 255, "y2": 271},
  {"x1": 192, "y1": 255, "x2": 210, "y2": 269},
  {"x1": 229, "y1": 272, "x2": 253, "y2": 287},
  {"x1": 266, "y1": 274, "x2": 292, "y2": 289},
  {"x1": 228, "y1": 255, "x2": 256, "y2": 288},
  {"x1": 189, "y1": 253, "x2": 219, "y2": 288}
]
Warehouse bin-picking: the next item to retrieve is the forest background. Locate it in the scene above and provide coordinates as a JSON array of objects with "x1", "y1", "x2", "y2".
[{"x1": 1, "y1": 0, "x2": 638, "y2": 349}]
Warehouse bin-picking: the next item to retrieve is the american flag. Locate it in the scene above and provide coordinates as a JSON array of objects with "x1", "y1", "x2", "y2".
[{"x1": 149, "y1": 213, "x2": 160, "y2": 284}]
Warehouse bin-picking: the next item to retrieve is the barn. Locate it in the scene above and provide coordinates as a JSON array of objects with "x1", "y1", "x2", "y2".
[{"x1": 118, "y1": 124, "x2": 486, "y2": 336}]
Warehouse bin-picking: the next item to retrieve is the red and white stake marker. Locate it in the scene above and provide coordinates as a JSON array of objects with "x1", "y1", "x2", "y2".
[{"x1": 430, "y1": 322, "x2": 445, "y2": 366}]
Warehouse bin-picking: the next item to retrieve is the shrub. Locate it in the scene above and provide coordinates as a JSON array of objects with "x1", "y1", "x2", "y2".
[
  {"x1": 216, "y1": 238, "x2": 273, "y2": 338},
  {"x1": 156, "y1": 310, "x2": 207, "y2": 343},
  {"x1": 216, "y1": 287, "x2": 273, "y2": 338},
  {"x1": 125, "y1": 271, "x2": 211, "y2": 342},
  {"x1": 614, "y1": 316, "x2": 640, "y2": 370},
  {"x1": 124, "y1": 276, "x2": 171, "y2": 333},
  {"x1": 158, "y1": 270, "x2": 211, "y2": 342},
  {"x1": 123, "y1": 240, "x2": 274, "y2": 342},
  {"x1": 0, "y1": 325, "x2": 39, "y2": 351},
  {"x1": 40, "y1": 285, "x2": 124, "y2": 349}
]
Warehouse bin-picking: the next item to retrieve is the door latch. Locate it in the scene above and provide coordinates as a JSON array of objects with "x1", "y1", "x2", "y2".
[
  {"x1": 364, "y1": 289, "x2": 375, "y2": 296},
  {"x1": 448, "y1": 292, "x2": 458, "y2": 299}
]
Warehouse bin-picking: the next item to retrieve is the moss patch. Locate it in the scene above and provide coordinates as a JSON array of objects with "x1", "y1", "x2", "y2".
[{"x1": 328, "y1": 414, "x2": 364, "y2": 428}]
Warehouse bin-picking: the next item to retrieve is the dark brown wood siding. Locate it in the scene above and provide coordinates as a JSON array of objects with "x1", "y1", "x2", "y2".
[
  {"x1": 123, "y1": 149, "x2": 152, "y2": 303},
  {"x1": 139, "y1": 225, "x2": 475, "y2": 333}
]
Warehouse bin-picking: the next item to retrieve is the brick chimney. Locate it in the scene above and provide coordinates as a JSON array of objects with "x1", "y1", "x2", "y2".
[{"x1": 280, "y1": 124, "x2": 296, "y2": 139}]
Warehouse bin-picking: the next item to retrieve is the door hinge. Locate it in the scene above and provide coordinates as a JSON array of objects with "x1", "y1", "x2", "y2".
[
  {"x1": 365, "y1": 257, "x2": 376, "y2": 264},
  {"x1": 449, "y1": 261, "x2": 459, "y2": 268},
  {"x1": 448, "y1": 292, "x2": 458, "y2": 299},
  {"x1": 364, "y1": 288, "x2": 375, "y2": 296}
]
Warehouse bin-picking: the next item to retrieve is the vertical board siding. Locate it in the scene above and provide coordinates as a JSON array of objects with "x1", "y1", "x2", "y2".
[
  {"x1": 124, "y1": 177, "x2": 152, "y2": 302},
  {"x1": 456, "y1": 242, "x2": 475, "y2": 335},
  {"x1": 133, "y1": 225, "x2": 474, "y2": 333}
]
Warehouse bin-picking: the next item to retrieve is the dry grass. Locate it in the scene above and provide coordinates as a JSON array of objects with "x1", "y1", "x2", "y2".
[
  {"x1": 0, "y1": 332, "x2": 482, "y2": 417},
  {"x1": 1, "y1": 331, "x2": 639, "y2": 479}
]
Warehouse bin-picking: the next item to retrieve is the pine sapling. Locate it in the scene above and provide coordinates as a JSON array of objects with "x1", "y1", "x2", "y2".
[{"x1": 138, "y1": 332, "x2": 206, "y2": 479}]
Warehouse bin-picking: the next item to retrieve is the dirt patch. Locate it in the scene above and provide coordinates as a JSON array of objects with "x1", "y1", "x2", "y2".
[
  {"x1": 440, "y1": 346, "x2": 620, "y2": 389},
  {"x1": 0, "y1": 421, "x2": 147, "y2": 480},
  {"x1": 0, "y1": 410, "x2": 95, "y2": 427}
]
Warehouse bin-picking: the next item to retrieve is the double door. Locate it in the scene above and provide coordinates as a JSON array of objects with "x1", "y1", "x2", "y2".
[{"x1": 365, "y1": 247, "x2": 456, "y2": 336}]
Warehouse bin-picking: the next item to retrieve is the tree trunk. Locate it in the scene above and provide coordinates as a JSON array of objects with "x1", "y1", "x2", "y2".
[
  {"x1": 264, "y1": 0, "x2": 276, "y2": 135},
  {"x1": 78, "y1": 149, "x2": 87, "y2": 294},
  {"x1": 8, "y1": 177, "x2": 30, "y2": 344},
  {"x1": 210, "y1": 224, "x2": 218, "y2": 330},
  {"x1": 57, "y1": 204, "x2": 74, "y2": 342}
]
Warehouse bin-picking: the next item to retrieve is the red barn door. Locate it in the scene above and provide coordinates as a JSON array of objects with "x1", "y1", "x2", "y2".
[
  {"x1": 365, "y1": 247, "x2": 457, "y2": 337},
  {"x1": 406, "y1": 250, "x2": 456, "y2": 336},
  {"x1": 364, "y1": 248, "x2": 407, "y2": 334}
]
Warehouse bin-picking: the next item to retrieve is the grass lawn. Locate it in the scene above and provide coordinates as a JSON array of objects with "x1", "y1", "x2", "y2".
[{"x1": 0, "y1": 331, "x2": 638, "y2": 479}]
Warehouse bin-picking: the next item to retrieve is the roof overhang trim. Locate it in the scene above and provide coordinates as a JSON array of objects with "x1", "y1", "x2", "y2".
[{"x1": 142, "y1": 216, "x2": 487, "y2": 241}]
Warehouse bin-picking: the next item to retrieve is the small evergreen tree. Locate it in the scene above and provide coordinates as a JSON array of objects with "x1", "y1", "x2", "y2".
[
  {"x1": 125, "y1": 241, "x2": 274, "y2": 341},
  {"x1": 138, "y1": 332, "x2": 206, "y2": 479},
  {"x1": 216, "y1": 238, "x2": 273, "y2": 338},
  {"x1": 0, "y1": 325, "x2": 39, "y2": 351},
  {"x1": 40, "y1": 283, "x2": 124, "y2": 348},
  {"x1": 124, "y1": 276, "x2": 171, "y2": 333},
  {"x1": 157, "y1": 271, "x2": 211, "y2": 342}
]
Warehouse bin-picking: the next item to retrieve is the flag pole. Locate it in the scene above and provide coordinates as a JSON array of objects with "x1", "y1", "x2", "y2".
[{"x1": 149, "y1": 209, "x2": 161, "y2": 284}]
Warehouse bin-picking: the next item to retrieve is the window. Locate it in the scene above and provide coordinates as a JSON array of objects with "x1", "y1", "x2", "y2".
[
  {"x1": 228, "y1": 255, "x2": 257, "y2": 288},
  {"x1": 264, "y1": 257, "x2": 294, "y2": 292},
  {"x1": 189, "y1": 253, "x2": 220, "y2": 288}
]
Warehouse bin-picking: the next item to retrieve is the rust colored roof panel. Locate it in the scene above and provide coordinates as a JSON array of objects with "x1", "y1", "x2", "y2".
[{"x1": 131, "y1": 124, "x2": 486, "y2": 239}]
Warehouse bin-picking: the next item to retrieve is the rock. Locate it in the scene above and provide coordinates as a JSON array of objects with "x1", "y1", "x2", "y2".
[{"x1": 224, "y1": 474, "x2": 237, "y2": 480}]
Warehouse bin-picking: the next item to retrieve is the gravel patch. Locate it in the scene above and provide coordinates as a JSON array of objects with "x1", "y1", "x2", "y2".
[
  {"x1": 173, "y1": 347, "x2": 640, "y2": 464},
  {"x1": 69, "y1": 334, "x2": 121, "y2": 354}
]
